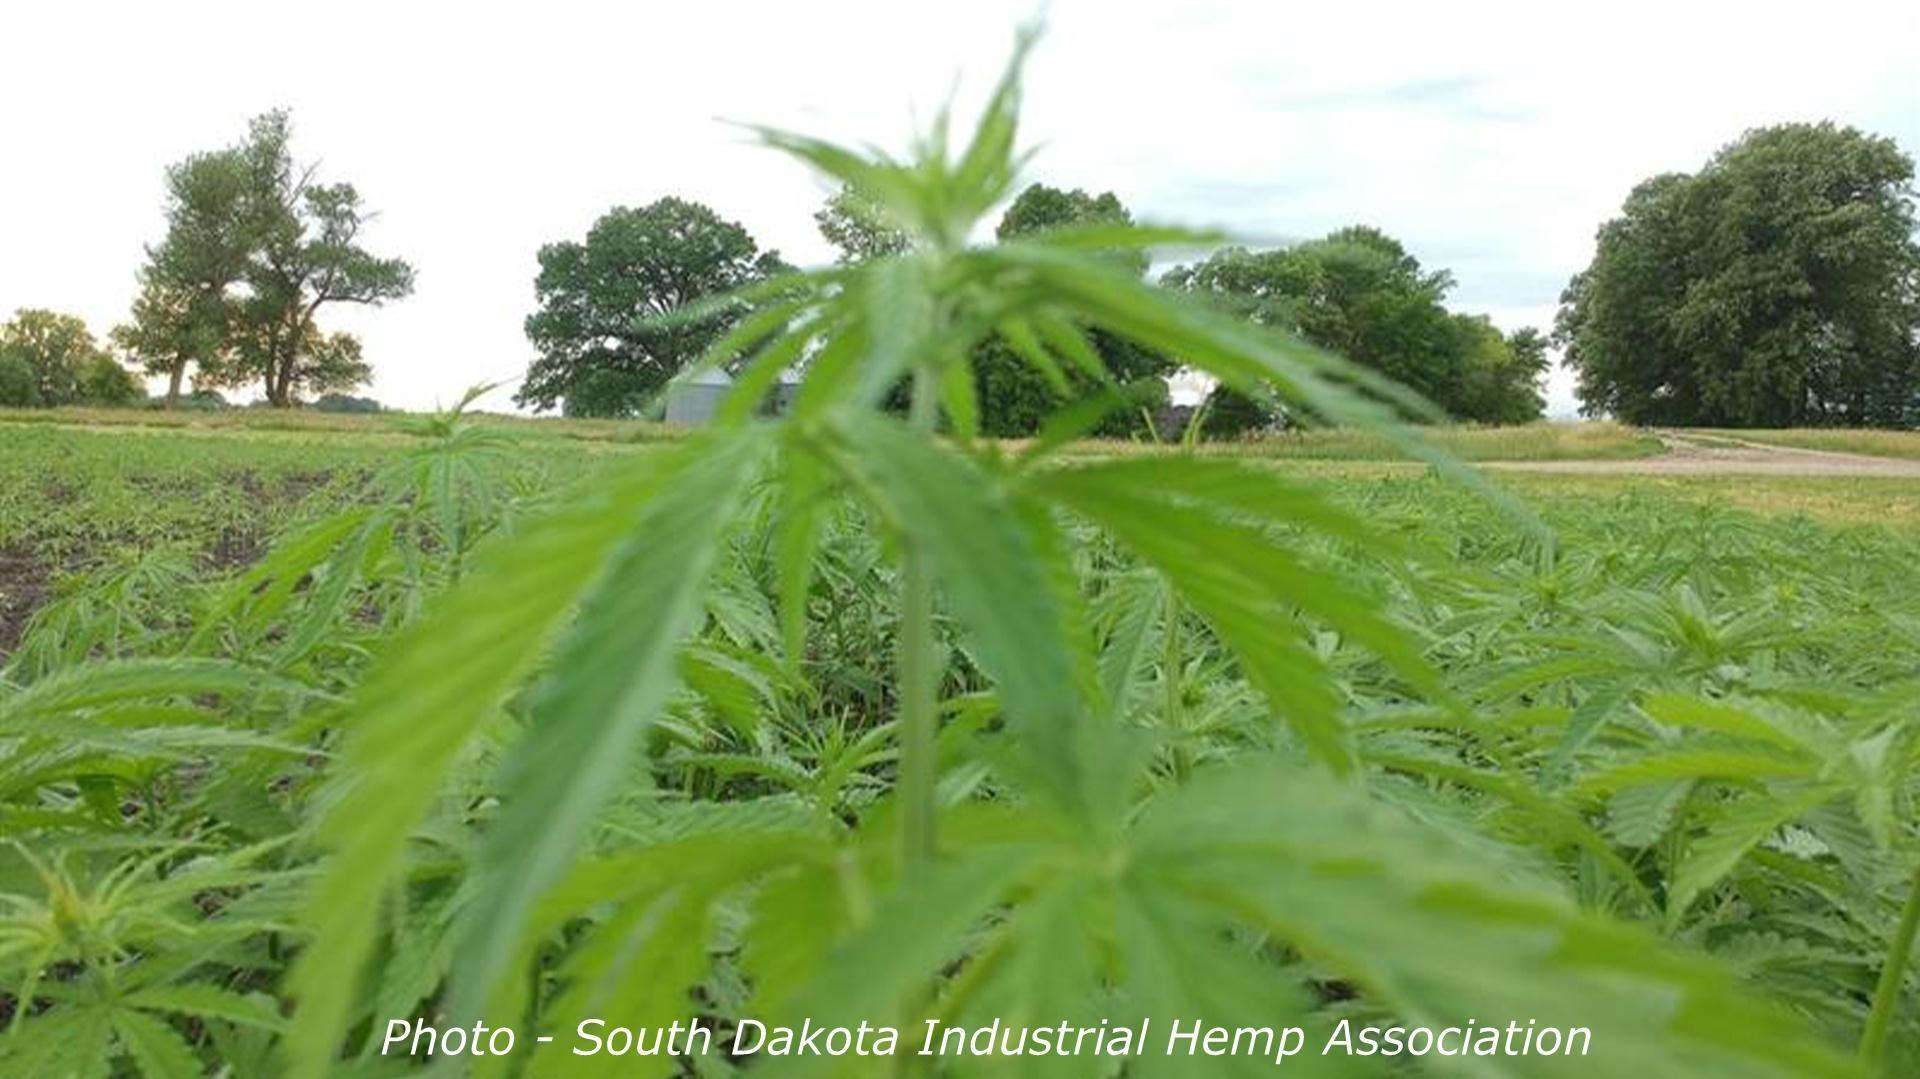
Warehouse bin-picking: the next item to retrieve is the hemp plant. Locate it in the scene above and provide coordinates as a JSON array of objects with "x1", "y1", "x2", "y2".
[{"x1": 278, "y1": 28, "x2": 1865, "y2": 1079}]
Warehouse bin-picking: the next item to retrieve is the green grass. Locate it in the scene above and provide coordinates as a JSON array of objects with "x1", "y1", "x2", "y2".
[
  {"x1": 6, "y1": 407, "x2": 1671, "y2": 461},
  {"x1": 1498, "y1": 470, "x2": 1920, "y2": 525},
  {"x1": 1188, "y1": 419, "x2": 1665, "y2": 460},
  {"x1": 0, "y1": 403, "x2": 676, "y2": 445},
  {"x1": 1693, "y1": 427, "x2": 1920, "y2": 459}
]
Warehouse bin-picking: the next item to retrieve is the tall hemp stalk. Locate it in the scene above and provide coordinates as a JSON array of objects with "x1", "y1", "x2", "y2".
[
  {"x1": 897, "y1": 368, "x2": 943, "y2": 871},
  {"x1": 1863, "y1": 865, "x2": 1920, "y2": 1067}
]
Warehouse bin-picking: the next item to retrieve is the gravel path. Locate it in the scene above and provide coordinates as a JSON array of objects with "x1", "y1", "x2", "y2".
[{"x1": 1483, "y1": 433, "x2": 1920, "y2": 477}]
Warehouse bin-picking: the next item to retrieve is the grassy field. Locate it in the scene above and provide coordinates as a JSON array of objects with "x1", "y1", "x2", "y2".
[
  {"x1": 0, "y1": 403, "x2": 675, "y2": 445},
  {"x1": 5, "y1": 410, "x2": 1920, "y2": 1075},
  {"x1": 5, "y1": 414, "x2": 1913, "y2": 648},
  {"x1": 1190, "y1": 418, "x2": 1665, "y2": 460},
  {"x1": 4, "y1": 406, "x2": 1663, "y2": 458},
  {"x1": 1693, "y1": 427, "x2": 1920, "y2": 459}
]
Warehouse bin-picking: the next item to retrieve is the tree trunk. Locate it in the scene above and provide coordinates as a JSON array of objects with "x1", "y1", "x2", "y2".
[
  {"x1": 269, "y1": 316, "x2": 300, "y2": 407},
  {"x1": 165, "y1": 364, "x2": 185, "y2": 410}
]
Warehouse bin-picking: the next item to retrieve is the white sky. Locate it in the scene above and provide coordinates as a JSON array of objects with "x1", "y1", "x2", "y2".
[{"x1": 2, "y1": 0, "x2": 1915, "y2": 417}]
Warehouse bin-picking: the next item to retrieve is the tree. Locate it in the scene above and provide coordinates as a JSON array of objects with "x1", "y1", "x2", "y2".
[
  {"x1": 0, "y1": 309, "x2": 115, "y2": 406},
  {"x1": 1558, "y1": 122, "x2": 1920, "y2": 427},
  {"x1": 1198, "y1": 384, "x2": 1277, "y2": 439},
  {"x1": 236, "y1": 322, "x2": 371, "y2": 402},
  {"x1": 1163, "y1": 228, "x2": 1545, "y2": 424},
  {"x1": 997, "y1": 184, "x2": 1145, "y2": 275},
  {"x1": 969, "y1": 183, "x2": 1171, "y2": 437},
  {"x1": 1448, "y1": 317, "x2": 1548, "y2": 425},
  {"x1": 113, "y1": 280, "x2": 226, "y2": 408},
  {"x1": 1494, "y1": 326, "x2": 1552, "y2": 421},
  {"x1": 312, "y1": 393, "x2": 383, "y2": 413},
  {"x1": 130, "y1": 112, "x2": 411, "y2": 408},
  {"x1": 77, "y1": 353, "x2": 143, "y2": 406},
  {"x1": 815, "y1": 185, "x2": 910, "y2": 264},
  {"x1": 518, "y1": 198, "x2": 788, "y2": 417},
  {"x1": 0, "y1": 355, "x2": 36, "y2": 407},
  {"x1": 120, "y1": 147, "x2": 253, "y2": 407},
  {"x1": 226, "y1": 112, "x2": 414, "y2": 407}
]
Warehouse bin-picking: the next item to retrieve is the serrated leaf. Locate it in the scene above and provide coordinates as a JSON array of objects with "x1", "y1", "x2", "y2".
[
  {"x1": 1670, "y1": 787, "x2": 1839, "y2": 925},
  {"x1": 112, "y1": 1011, "x2": 204, "y2": 1079},
  {"x1": 454, "y1": 426, "x2": 773, "y2": 1024},
  {"x1": 288, "y1": 445, "x2": 691, "y2": 1079},
  {"x1": 127, "y1": 984, "x2": 287, "y2": 1032}
]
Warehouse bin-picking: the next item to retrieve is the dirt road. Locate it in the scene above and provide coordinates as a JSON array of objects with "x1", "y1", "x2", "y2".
[{"x1": 1484, "y1": 433, "x2": 1920, "y2": 477}]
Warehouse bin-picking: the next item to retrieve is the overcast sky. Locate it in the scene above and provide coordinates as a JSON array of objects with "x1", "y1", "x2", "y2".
[{"x1": 3, "y1": 1, "x2": 1915, "y2": 416}]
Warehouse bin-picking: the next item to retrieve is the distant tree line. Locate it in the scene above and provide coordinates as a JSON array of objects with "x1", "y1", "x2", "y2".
[
  {"x1": 9, "y1": 113, "x2": 1914, "y2": 430},
  {"x1": 522, "y1": 122, "x2": 1920, "y2": 433},
  {"x1": 520, "y1": 185, "x2": 1548, "y2": 434}
]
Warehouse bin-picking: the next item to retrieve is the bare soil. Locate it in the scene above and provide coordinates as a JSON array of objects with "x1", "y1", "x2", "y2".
[
  {"x1": 1484, "y1": 433, "x2": 1920, "y2": 477},
  {"x1": 0, "y1": 545, "x2": 50, "y2": 655}
]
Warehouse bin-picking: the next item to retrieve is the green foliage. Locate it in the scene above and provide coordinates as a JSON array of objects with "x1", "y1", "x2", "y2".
[
  {"x1": 518, "y1": 198, "x2": 790, "y2": 417},
  {"x1": 0, "y1": 309, "x2": 145, "y2": 408},
  {"x1": 118, "y1": 140, "x2": 253, "y2": 411},
  {"x1": 815, "y1": 184, "x2": 911, "y2": 264},
  {"x1": 113, "y1": 278, "x2": 221, "y2": 409},
  {"x1": 0, "y1": 353, "x2": 38, "y2": 407},
  {"x1": 0, "y1": 309, "x2": 114, "y2": 407},
  {"x1": 1559, "y1": 122, "x2": 1920, "y2": 427},
  {"x1": 1164, "y1": 227, "x2": 1548, "y2": 424},
  {"x1": 5, "y1": 29, "x2": 1916, "y2": 1079},
  {"x1": 968, "y1": 183, "x2": 1173, "y2": 437},
  {"x1": 310, "y1": 393, "x2": 382, "y2": 414},
  {"x1": 1197, "y1": 383, "x2": 1276, "y2": 438},
  {"x1": 129, "y1": 110, "x2": 413, "y2": 409},
  {"x1": 76, "y1": 353, "x2": 143, "y2": 407}
]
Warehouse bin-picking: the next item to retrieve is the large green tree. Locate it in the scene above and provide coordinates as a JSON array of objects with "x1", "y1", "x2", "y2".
[
  {"x1": 1164, "y1": 227, "x2": 1545, "y2": 424},
  {"x1": 0, "y1": 309, "x2": 135, "y2": 407},
  {"x1": 1558, "y1": 122, "x2": 1920, "y2": 427},
  {"x1": 117, "y1": 147, "x2": 253, "y2": 407},
  {"x1": 974, "y1": 183, "x2": 1170, "y2": 436},
  {"x1": 230, "y1": 113, "x2": 414, "y2": 407},
  {"x1": 126, "y1": 112, "x2": 413, "y2": 408},
  {"x1": 517, "y1": 198, "x2": 788, "y2": 417}
]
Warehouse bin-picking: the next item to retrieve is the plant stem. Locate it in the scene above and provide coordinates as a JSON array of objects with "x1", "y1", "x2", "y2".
[
  {"x1": 1163, "y1": 584, "x2": 1191, "y2": 782},
  {"x1": 897, "y1": 368, "x2": 941, "y2": 874},
  {"x1": 1862, "y1": 860, "x2": 1920, "y2": 1070}
]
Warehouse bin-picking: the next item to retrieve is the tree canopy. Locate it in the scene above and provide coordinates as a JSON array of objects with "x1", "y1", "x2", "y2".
[
  {"x1": 1164, "y1": 226, "x2": 1545, "y2": 426},
  {"x1": 118, "y1": 111, "x2": 413, "y2": 408},
  {"x1": 972, "y1": 183, "x2": 1171, "y2": 436},
  {"x1": 113, "y1": 278, "x2": 225, "y2": 408},
  {"x1": 117, "y1": 145, "x2": 251, "y2": 407},
  {"x1": 231, "y1": 113, "x2": 414, "y2": 406},
  {"x1": 517, "y1": 198, "x2": 788, "y2": 417},
  {"x1": 1558, "y1": 122, "x2": 1920, "y2": 427},
  {"x1": 0, "y1": 309, "x2": 139, "y2": 408},
  {"x1": 815, "y1": 185, "x2": 911, "y2": 264}
]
